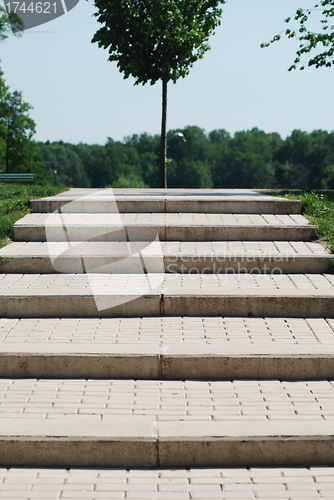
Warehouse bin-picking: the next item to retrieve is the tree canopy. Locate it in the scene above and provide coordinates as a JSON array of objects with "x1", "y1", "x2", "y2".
[
  {"x1": 92, "y1": 0, "x2": 224, "y2": 84},
  {"x1": 262, "y1": 0, "x2": 334, "y2": 70}
]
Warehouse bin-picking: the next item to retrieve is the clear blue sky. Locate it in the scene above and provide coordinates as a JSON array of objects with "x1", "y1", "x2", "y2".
[{"x1": 1, "y1": 0, "x2": 333, "y2": 144}]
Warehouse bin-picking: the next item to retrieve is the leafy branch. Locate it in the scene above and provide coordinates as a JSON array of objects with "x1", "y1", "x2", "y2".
[{"x1": 261, "y1": 0, "x2": 334, "y2": 70}]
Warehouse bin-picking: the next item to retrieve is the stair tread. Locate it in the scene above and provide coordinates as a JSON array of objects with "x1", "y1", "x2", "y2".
[
  {"x1": 14, "y1": 213, "x2": 317, "y2": 243},
  {"x1": 0, "y1": 466, "x2": 332, "y2": 499},
  {"x1": 0, "y1": 317, "x2": 334, "y2": 379},
  {"x1": 1, "y1": 273, "x2": 333, "y2": 295},
  {"x1": 0, "y1": 274, "x2": 333, "y2": 319},
  {"x1": 2, "y1": 241, "x2": 331, "y2": 275},
  {"x1": 32, "y1": 187, "x2": 291, "y2": 198},
  {"x1": 31, "y1": 188, "x2": 302, "y2": 214},
  {"x1": 15, "y1": 212, "x2": 311, "y2": 227},
  {"x1": 1, "y1": 317, "x2": 334, "y2": 351},
  {"x1": 1, "y1": 240, "x2": 330, "y2": 257},
  {"x1": 0, "y1": 378, "x2": 333, "y2": 428},
  {"x1": 0, "y1": 380, "x2": 334, "y2": 468}
]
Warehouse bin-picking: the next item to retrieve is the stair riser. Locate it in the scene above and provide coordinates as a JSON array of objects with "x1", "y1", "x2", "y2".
[
  {"x1": 163, "y1": 296, "x2": 334, "y2": 318},
  {"x1": 1, "y1": 354, "x2": 333, "y2": 380},
  {"x1": 0, "y1": 295, "x2": 332, "y2": 318},
  {"x1": 0, "y1": 440, "x2": 157, "y2": 468},
  {"x1": 0, "y1": 437, "x2": 333, "y2": 468},
  {"x1": 0, "y1": 296, "x2": 160, "y2": 318},
  {"x1": 165, "y1": 256, "x2": 332, "y2": 274},
  {"x1": 14, "y1": 226, "x2": 318, "y2": 242},
  {"x1": 158, "y1": 438, "x2": 334, "y2": 468},
  {"x1": 30, "y1": 199, "x2": 302, "y2": 214},
  {"x1": 0, "y1": 355, "x2": 158, "y2": 379},
  {"x1": 0, "y1": 256, "x2": 331, "y2": 274}
]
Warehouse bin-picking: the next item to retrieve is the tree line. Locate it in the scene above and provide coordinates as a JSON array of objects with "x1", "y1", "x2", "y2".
[
  {"x1": 35, "y1": 126, "x2": 334, "y2": 190},
  {"x1": 1, "y1": 63, "x2": 333, "y2": 190}
]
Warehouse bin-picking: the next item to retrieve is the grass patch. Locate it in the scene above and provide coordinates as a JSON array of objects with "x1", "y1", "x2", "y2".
[
  {"x1": 0, "y1": 184, "x2": 67, "y2": 248},
  {"x1": 275, "y1": 191, "x2": 334, "y2": 253}
]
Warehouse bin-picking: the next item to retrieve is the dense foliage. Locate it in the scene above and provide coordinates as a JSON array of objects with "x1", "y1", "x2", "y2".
[
  {"x1": 33, "y1": 126, "x2": 334, "y2": 190},
  {"x1": 92, "y1": 0, "x2": 224, "y2": 85}
]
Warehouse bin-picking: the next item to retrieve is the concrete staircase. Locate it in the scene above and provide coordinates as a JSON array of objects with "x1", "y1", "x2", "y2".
[{"x1": 0, "y1": 188, "x2": 334, "y2": 498}]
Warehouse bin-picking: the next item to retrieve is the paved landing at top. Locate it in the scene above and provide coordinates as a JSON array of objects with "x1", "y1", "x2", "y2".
[
  {"x1": 46, "y1": 188, "x2": 277, "y2": 197},
  {"x1": 31, "y1": 189, "x2": 301, "y2": 214}
]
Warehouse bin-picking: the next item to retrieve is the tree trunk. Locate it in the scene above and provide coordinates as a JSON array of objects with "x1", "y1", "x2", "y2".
[
  {"x1": 160, "y1": 79, "x2": 168, "y2": 189},
  {"x1": 5, "y1": 123, "x2": 9, "y2": 173}
]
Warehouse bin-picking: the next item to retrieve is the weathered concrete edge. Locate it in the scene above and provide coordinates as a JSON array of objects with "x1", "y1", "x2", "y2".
[
  {"x1": 0, "y1": 254, "x2": 332, "y2": 274},
  {"x1": 0, "y1": 293, "x2": 333, "y2": 318},
  {"x1": 0, "y1": 433, "x2": 334, "y2": 468},
  {"x1": 29, "y1": 197, "x2": 303, "y2": 215},
  {"x1": 0, "y1": 351, "x2": 334, "y2": 379},
  {"x1": 13, "y1": 224, "x2": 319, "y2": 243}
]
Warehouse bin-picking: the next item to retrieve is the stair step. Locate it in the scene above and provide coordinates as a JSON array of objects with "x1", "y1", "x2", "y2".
[
  {"x1": 0, "y1": 379, "x2": 334, "y2": 467},
  {"x1": 0, "y1": 273, "x2": 333, "y2": 318},
  {"x1": 13, "y1": 213, "x2": 318, "y2": 242},
  {"x1": 1, "y1": 241, "x2": 331, "y2": 274},
  {"x1": 0, "y1": 466, "x2": 333, "y2": 499},
  {"x1": 0, "y1": 317, "x2": 334, "y2": 379},
  {"x1": 30, "y1": 189, "x2": 302, "y2": 214}
]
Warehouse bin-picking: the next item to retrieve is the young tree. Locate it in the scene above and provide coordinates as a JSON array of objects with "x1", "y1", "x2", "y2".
[
  {"x1": 262, "y1": 0, "x2": 334, "y2": 70},
  {"x1": 92, "y1": 0, "x2": 224, "y2": 187}
]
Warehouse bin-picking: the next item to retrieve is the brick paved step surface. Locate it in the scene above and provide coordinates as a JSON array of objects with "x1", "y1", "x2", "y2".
[
  {"x1": 0, "y1": 379, "x2": 334, "y2": 467},
  {"x1": 0, "y1": 466, "x2": 333, "y2": 499},
  {"x1": 0, "y1": 273, "x2": 333, "y2": 318},
  {"x1": 1, "y1": 241, "x2": 332, "y2": 274},
  {"x1": 30, "y1": 188, "x2": 302, "y2": 214},
  {"x1": 0, "y1": 317, "x2": 334, "y2": 379},
  {"x1": 13, "y1": 213, "x2": 318, "y2": 242}
]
